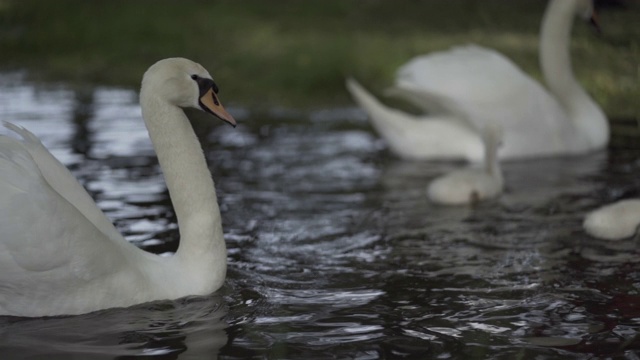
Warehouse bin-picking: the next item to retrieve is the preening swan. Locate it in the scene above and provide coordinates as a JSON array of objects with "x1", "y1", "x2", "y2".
[
  {"x1": 0, "y1": 58, "x2": 236, "y2": 317},
  {"x1": 427, "y1": 123, "x2": 504, "y2": 205},
  {"x1": 346, "y1": 0, "x2": 608, "y2": 162},
  {"x1": 583, "y1": 199, "x2": 640, "y2": 240}
]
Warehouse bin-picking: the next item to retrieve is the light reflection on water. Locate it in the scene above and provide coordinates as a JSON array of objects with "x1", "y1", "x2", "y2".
[{"x1": 1, "y1": 72, "x2": 640, "y2": 358}]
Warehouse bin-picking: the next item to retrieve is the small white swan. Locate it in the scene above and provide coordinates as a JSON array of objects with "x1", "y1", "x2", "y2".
[
  {"x1": 0, "y1": 58, "x2": 236, "y2": 317},
  {"x1": 427, "y1": 123, "x2": 504, "y2": 205},
  {"x1": 346, "y1": 0, "x2": 608, "y2": 162},
  {"x1": 583, "y1": 199, "x2": 640, "y2": 240}
]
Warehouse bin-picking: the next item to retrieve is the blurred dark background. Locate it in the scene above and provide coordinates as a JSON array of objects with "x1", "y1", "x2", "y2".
[{"x1": 0, "y1": 0, "x2": 637, "y2": 119}]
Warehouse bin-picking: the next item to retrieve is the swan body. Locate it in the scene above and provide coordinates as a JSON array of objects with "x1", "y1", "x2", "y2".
[
  {"x1": 346, "y1": 0, "x2": 608, "y2": 162},
  {"x1": 427, "y1": 123, "x2": 504, "y2": 205},
  {"x1": 583, "y1": 199, "x2": 640, "y2": 240},
  {"x1": 0, "y1": 58, "x2": 236, "y2": 317}
]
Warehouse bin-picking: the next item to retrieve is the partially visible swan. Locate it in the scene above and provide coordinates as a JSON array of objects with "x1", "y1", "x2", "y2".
[
  {"x1": 583, "y1": 199, "x2": 640, "y2": 240},
  {"x1": 0, "y1": 58, "x2": 236, "y2": 317},
  {"x1": 346, "y1": 0, "x2": 608, "y2": 162},
  {"x1": 427, "y1": 123, "x2": 504, "y2": 205}
]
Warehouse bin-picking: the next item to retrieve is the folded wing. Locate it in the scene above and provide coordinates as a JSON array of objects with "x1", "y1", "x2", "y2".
[{"x1": 0, "y1": 127, "x2": 132, "y2": 314}]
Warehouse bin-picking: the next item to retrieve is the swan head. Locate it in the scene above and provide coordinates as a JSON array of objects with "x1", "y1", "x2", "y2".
[
  {"x1": 573, "y1": 0, "x2": 594, "y2": 18},
  {"x1": 549, "y1": 0, "x2": 599, "y2": 30},
  {"x1": 573, "y1": 0, "x2": 600, "y2": 32},
  {"x1": 141, "y1": 58, "x2": 236, "y2": 127}
]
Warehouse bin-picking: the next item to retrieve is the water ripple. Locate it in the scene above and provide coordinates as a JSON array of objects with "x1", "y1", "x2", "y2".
[{"x1": 2, "y1": 76, "x2": 640, "y2": 358}]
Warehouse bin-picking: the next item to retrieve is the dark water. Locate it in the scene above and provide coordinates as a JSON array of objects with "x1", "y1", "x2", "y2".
[{"x1": 1, "y1": 72, "x2": 640, "y2": 359}]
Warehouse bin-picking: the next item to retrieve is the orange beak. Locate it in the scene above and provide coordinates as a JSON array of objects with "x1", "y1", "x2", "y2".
[{"x1": 199, "y1": 88, "x2": 237, "y2": 127}]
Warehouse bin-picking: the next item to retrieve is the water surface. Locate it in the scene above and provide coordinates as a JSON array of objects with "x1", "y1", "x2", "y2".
[{"x1": 1, "y1": 73, "x2": 640, "y2": 359}]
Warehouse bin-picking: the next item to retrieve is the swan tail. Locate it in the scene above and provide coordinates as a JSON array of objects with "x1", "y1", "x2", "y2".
[
  {"x1": 345, "y1": 78, "x2": 394, "y2": 118},
  {"x1": 3, "y1": 122, "x2": 42, "y2": 145},
  {"x1": 345, "y1": 78, "x2": 424, "y2": 131}
]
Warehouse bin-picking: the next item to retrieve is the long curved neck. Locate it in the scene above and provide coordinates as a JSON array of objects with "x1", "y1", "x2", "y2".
[
  {"x1": 483, "y1": 131, "x2": 501, "y2": 182},
  {"x1": 539, "y1": 0, "x2": 608, "y2": 148},
  {"x1": 139, "y1": 93, "x2": 226, "y2": 275}
]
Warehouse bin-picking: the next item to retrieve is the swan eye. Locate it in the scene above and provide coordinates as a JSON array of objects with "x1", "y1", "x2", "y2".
[{"x1": 191, "y1": 74, "x2": 198, "y2": 80}]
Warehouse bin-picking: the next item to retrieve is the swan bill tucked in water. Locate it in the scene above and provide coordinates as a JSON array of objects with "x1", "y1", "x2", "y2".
[
  {"x1": 346, "y1": 0, "x2": 608, "y2": 162},
  {"x1": 427, "y1": 123, "x2": 504, "y2": 206},
  {"x1": 0, "y1": 58, "x2": 235, "y2": 317}
]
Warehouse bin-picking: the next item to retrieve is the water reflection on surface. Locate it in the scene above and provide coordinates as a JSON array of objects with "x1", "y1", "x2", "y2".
[
  {"x1": 0, "y1": 296, "x2": 228, "y2": 359},
  {"x1": 1, "y1": 73, "x2": 640, "y2": 358}
]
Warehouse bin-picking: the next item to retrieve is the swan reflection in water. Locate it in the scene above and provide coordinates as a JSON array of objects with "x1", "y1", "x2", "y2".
[{"x1": 0, "y1": 295, "x2": 228, "y2": 359}]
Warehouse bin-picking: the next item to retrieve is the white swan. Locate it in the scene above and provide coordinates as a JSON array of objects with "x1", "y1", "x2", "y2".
[
  {"x1": 346, "y1": 0, "x2": 608, "y2": 162},
  {"x1": 583, "y1": 199, "x2": 640, "y2": 240},
  {"x1": 0, "y1": 58, "x2": 236, "y2": 317},
  {"x1": 427, "y1": 123, "x2": 504, "y2": 205}
]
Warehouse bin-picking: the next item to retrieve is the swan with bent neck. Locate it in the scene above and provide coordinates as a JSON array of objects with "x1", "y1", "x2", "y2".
[
  {"x1": 0, "y1": 58, "x2": 236, "y2": 317},
  {"x1": 427, "y1": 123, "x2": 504, "y2": 205},
  {"x1": 346, "y1": 0, "x2": 608, "y2": 162}
]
